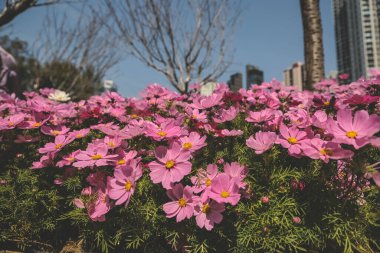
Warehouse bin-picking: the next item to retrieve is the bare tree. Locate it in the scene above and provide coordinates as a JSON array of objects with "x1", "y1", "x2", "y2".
[
  {"x1": 0, "y1": 0, "x2": 71, "y2": 27},
  {"x1": 31, "y1": 5, "x2": 121, "y2": 98},
  {"x1": 103, "y1": 0, "x2": 241, "y2": 94},
  {"x1": 300, "y1": 0, "x2": 325, "y2": 90}
]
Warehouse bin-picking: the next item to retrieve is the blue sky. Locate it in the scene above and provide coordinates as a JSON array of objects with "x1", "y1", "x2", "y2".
[{"x1": 8, "y1": 0, "x2": 336, "y2": 97}]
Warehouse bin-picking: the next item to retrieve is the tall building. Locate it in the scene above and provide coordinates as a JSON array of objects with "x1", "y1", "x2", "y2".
[
  {"x1": 333, "y1": 0, "x2": 380, "y2": 81},
  {"x1": 283, "y1": 62, "x2": 305, "y2": 91},
  {"x1": 228, "y1": 72, "x2": 243, "y2": 92},
  {"x1": 246, "y1": 65, "x2": 264, "y2": 88}
]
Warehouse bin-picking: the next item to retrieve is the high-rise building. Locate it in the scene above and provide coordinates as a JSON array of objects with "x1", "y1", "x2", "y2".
[
  {"x1": 333, "y1": 0, "x2": 380, "y2": 81},
  {"x1": 246, "y1": 65, "x2": 264, "y2": 88},
  {"x1": 283, "y1": 62, "x2": 305, "y2": 91},
  {"x1": 228, "y1": 72, "x2": 243, "y2": 92}
]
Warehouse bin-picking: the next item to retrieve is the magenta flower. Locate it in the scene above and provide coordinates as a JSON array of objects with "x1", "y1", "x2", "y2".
[
  {"x1": 179, "y1": 132, "x2": 207, "y2": 152},
  {"x1": 73, "y1": 143, "x2": 118, "y2": 168},
  {"x1": 209, "y1": 173, "x2": 241, "y2": 205},
  {"x1": 302, "y1": 138, "x2": 354, "y2": 163},
  {"x1": 38, "y1": 135, "x2": 74, "y2": 154},
  {"x1": 149, "y1": 142, "x2": 192, "y2": 189},
  {"x1": 108, "y1": 159, "x2": 142, "y2": 206},
  {"x1": 326, "y1": 109, "x2": 380, "y2": 149},
  {"x1": 163, "y1": 184, "x2": 198, "y2": 222},
  {"x1": 194, "y1": 200, "x2": 225, "y2": 230},
  {"x1": 278, "y1": 124, "x2": 308, "y2": 156},
  {"x1": 246, "y1": 131, "x2": 277, "y2": 154}
]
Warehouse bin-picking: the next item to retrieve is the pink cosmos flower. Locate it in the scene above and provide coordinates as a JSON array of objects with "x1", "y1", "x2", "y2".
[
  {"x1": 194, "y1": 200, "x2": 225, "y2": 231},
  {"x1": 73, "y1": 143, "x2": 118, "y2": 168},
  {"x1": 41, "y1": 125, "x2": 70, "y2": 136},
  {"x1": 191, "y1": 164, "x2": 219, "y2": 201},
  {"x1": 69, "y1": 128, "x2": 90, "y2": 139},
  {"x1": 145, "y1": 121, "x2": 182, "y2": 141},
  {"x1": 213, "y1": 106, "x2": 239, "y2": 123},
  {"x1": 0, "y1": 113, "x2": 25, "y2": 130},
  {"x1": 186, "y1": 107, "x2": 207, "y2": 122},
  {"x1": 220, "y1": 129, "x2": 243, "y2": 136},
  {"x1": 178, "y1": 132, "x2": 207, "y2": 152},
  {"x1": 149, "y1": 142, "x2": 192, "y2": 189},
  {"x1": 326, "y1": 109, "x2": 380, "y2": 149},
  {"x1": 38, "y1": 135, "x2": 74, "y2": 154},
  {"x1": 209, "y1": 173, "x2": 241, "y2": 205},
  {"x1": 18, "y1": 112, "x2": 49, "y2": 129},
  {"x1": 191, "y1": 93, "x2": 223, "y2": 109},
  {"x1": 56, "y1": 150, "x2": 80, "y2": 167},
  {"x1": 246, "y1": 131, "x2": 277, "y2": 154},
  {"x1": 114, "y1": 149, "x2": 138, "y2": 167},
  {"x1": 278, "y1": 124, "x2": 308, "y2": 156},
  {"x1": 302, "y1": 139, "x2": 354, "y2": 163},
  {"x1": 104, "y1": 136, "x2": 122, "y2": 149},
  {"x1": 311, "y1": 110, "x2": 328, "y2": 129},
  {"x1": 223, "y1": 162, "x2": 247, "y2": 188},
  {"x1": 286, "y1": 109, "x2": 311, "y2": 128},
  {"x1": 163, "y1": 183, "x2": 198, "y2": 222},
  {"x1": 245, "y1": 109, "x2": 275, "y2": 123},
  {"x1": 108, "y1": 159, "x2": 142, "y2": 206}
]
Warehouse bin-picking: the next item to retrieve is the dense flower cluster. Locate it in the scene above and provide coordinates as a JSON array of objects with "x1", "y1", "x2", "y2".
[{"x1": 1, "y1": 76, "x2": 380, "y2": 232}]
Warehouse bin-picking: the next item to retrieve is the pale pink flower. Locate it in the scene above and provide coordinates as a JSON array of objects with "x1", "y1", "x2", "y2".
[
  {"x1": 145, "y1": 121, "x2": 182, "y2": 141},
  {"x1": 311, "y1": 110, "x2": 328, "y2": 129},
  {"x1": 104, "y1": 136, "x2": 122, "y2": 149},
  {"x1": 246, "y1": 131, "x2": 277, "y2": 154},
  {"x1": 178, "y1": 132, "x2": 207, "y2": 152},
  {"x1": 0, "y1": 113, "x2": 25, "y2": 130},
  {"x1": 223, "y1": 162, "x2": 247, "y2": 188},
  {"x1": 114, "y1": 149, "x2": 138, "y2": 167},
  {"x1": 191, "y1": 93, "x2": 223, "y2": 109},
  {"x1": 209, "y1": 173, "x2": 241, "y2": 205},
  {"x1": 302, "y1": 139, "x2": 354, "y2": 163},
  {"x1": 108, "y1": 159, "x2": 142, "y2": 205},
  {"x1": 73, "y1": 143, "x2": 118, "y2": 168},
  {"x1": 194, "y1": 200, "x2": 225, "y2": 231},
  {"x1": 213, "y1": 106, "x2": 239, "y2": 123},
  {"x1": 56, "y1": 150, "x2": 80, "y2": 167},
  {"x1": 163, "y1": 184, "x2": 198, "y2": 222},
  {"x1": 326, "y1": 109, "x2": 380, "y2": 149},
  {"x1": 149, "y1": 142, "x2": 192, "y2": 189},
  {"x1": 41, "y1": 125, "x2": 70, "y2": 136},
  {"x1": 69, "y1": 128, "x2": 90, "y2": 139},
  {"x1": 220, "y1": 129, "x2": 243, "y2": 136}
]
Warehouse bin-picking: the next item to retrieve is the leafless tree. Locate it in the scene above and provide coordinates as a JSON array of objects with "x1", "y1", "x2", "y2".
[
  {"x1": 32, "y1": 5, "x2": 121, "y2": 96},
  {"x1": 103, "y1": 0, "x2": 241, "y2": 94},
  {"x1": 0, "y1": 0, "x2": 72, "y2": 27},
  {"x1": 300, "y1": 0, "x2": 325, "y2": 90}
]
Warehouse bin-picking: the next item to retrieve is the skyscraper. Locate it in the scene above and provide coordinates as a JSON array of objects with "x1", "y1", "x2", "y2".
[
  {"x1": 246, "y1": 65, "x2": 264, "y2": 88},
  {"x1": 283, "y1": 62, "x2": 305, "y2": 91},
  {"x1": 333, "y1": 0, "x2": 380, "y2": 81},
  {"x1": 228, "y1": 72, "x2": 243, "y2": 92}
]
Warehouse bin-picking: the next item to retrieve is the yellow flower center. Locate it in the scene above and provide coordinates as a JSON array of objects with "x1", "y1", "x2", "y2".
[
  {"x1": 8, "y1": 121, "x2": 14, "y2": 126},
  {"x1": 287, "y1": 137, "x2": 298, "y2": 144},
  {"x1": 108, "y1": 142, "x2": 115, "y2": 148},
  {"x1": 346, "y1": 131, "x2": 358, "y2": 139},
  {"x1": 320, "y1": 148, "x2": 333, "y2": 156},
  {"x1": 201, "y1": 203, "x2": 210, "y2": 213},
  {"x1": 192, "y1": 114, "x2": 198, "y2": 119},
  {"x1": 68, "y1": 157, "x2": 74, "y2": 162},
  {"x1": 55, "y1": 144, "x2": 62, "y2": 149},
  {"x1": 131, "y1": 114, "x2": 139, "y2": 119},
  {"x1": 124, "y1": 181, "x2": 132, "y2": 191},
  {"x1": 32, "y1": 122, "x2": 42, "y2": 127},
  {"x1": 117, "y1": 159, "x2": 126, "y2": 165},
  {"x1": 205, "y1": 178, "x2": 212, "y2": 187},
  {"x1": 178, "y1": 198, "x2": 187, "y2": 207},
  {"x1": 182, "y1": 142, "x2": 193, "y2": 150},
  {"x1": 165, "y1": 160, "x2": 175, "y2": 169},
  {"x1": 221, "y1": 191, "x2": 230, "y2": 198},
  {"x1": 91, "y1": 154, "x2": 102, "y2": 160},
  {"x1": 157, "y1": 131, "x2": 167, "y2": 137},
  {"x1": 75, "y1": 134, "x2": 83, "y2": 138},
  {"x1": 51, "y1": 130, "x2": 61, "y2": 135},
  {"x1": 323, "y1": 101, "x2": 330, "y2": 106}
]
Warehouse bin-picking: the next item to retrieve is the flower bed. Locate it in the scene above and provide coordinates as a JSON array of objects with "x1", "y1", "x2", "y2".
[{"x1": 0, "y1": 79, "x2": 379, "y2": 252}]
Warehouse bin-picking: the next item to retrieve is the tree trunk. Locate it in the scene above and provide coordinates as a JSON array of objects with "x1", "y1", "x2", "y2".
[{"x1": 300, "y1": 0, "x2": 325, "y2": 90}]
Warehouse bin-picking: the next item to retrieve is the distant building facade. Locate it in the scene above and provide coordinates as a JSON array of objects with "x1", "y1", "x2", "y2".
[
  {"x1": 228, "y1": 72, "x2": 243, "y2": 91},
  {"x1": 246, "y1": 65, "x2": 264, "y2": 88},
  {"x1": 283, "y1": 62, "x2": 305, "y2": 91},
  {"x1": 333, "y1": 0, "x2": 380, "y2": 81}
]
